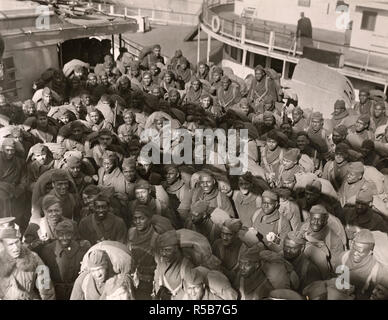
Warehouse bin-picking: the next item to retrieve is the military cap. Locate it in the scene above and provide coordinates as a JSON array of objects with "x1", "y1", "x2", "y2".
[
  {"x1": 122, "y1": 157, "x2": 136, "y2": 169},
  {"x1": 212, "y1": 66, "x2": 223, "y2": 75},
  {"x1": 98, "y1": 128, "x2": 113, "y2": 137},
  {"x1": 254, "y1": 65, "x2": 265, "y2": 72},
  {"x1": 348, "y1": 161, "x2": 364, "y2": 174},
  {"x1": 306, "y1": 180, "x2": 322, "y2": 193},
  {"x1": 359, "y1": 87, "x2": 370, "y2": 95},
  {"x1": 311, "y1": 112, "x2": 323, "y2": 120},
  {"x1": 175, "y1": 49, "x2": 183, "y2": 57},
  {"x1": 273, "y1": 187, "x2": 292, "y2": 200},
  {"x1": 266, "y1": 129, "x2": 279, "y2": 142},
  {"x1": 42, "y1": 87, "x2": 51, "y2": 95},
  {"x1": 133, "y1": 205, "x2": 153, "y2": 219},
  {"x1": 70, "y1": 120, "x2": 84, "y2": 130},
  {"x1": 82, "y1": 184, "x2": 100, "y2": 196},
  {"x1": 51, "y1": 171, "x2": 69, "y2": 182},
  {"x1": 283, "y1": 148, "x2": 300, "y2": 162},
  {"x1": 222, "y1": 219, "x2": 242, "y2": 233},
  {"x1": 293, "y1": 107, "x2": 303, "y2": 115},
  {"x1": 0, "y1": 227, "x2": 19, "y2": 240},
  {"x1": 157, "y1": 230, "x2": 179, "y2": 248},
  {"x1": 152, "y1": 44, "x2": 161, "y2": 50},
  {"x1": 286, "y1": 231, "x2": 306, "y2": 245},
  {"x1": 2, "y1": 138, "x2": 16, "y2": 148},
  {"x1": 334, "y1": 99, "x2": 346, "y2": 109},
  {"x1": 102, "y1": 150, "x2": 118, "y2": 162},
  {"x1": 55, "y1": 220, "x2": 74, "y2": 234},
  {"x1": 93, "y1": 193, "x2": 110, "y2": 204},
  {"x1": 88, "y1": 73, "x2": 97, "y2": 79},
  {"x1": 268, "y1": 289, "x2": 304, "y2": 300},
  {"x1": 164, "y1": 164, "x2": 179, "y2": 174},
  {"x1": 190, "y1": 200, "x2": 209, "y2": 215},
  {"x1": 239, "y1": 171, "x2": 254, "y2": 184},
  {"x1": 335, "y1": 143, "x2": 349, "y2": 156},
  {"x1": 185, "y1": 268, "x2": 206, "y2": 286},
  {"x1": 358, "y1": 114, "x2": 370, "y2": 124},
  {"x1": 0, "y1": 217, "x2": 16, "y2": 229},
  {"x1": 356, "y1": 189, "x2": 373, "y2": 204},
  {"x1": 309, "y1": 204, "x2": 329, "y2": 217},
  {"x1": 262, "y1": 190, "x2": 279, "y2": 202},
  {"x1": 240, "y1": 246, "x2": 261, "y2": 262},
  {"x1": 134, "y1": 179, "x2": 151, "y2": 190},
  {"x1": 88, "y1": 249, "x2": 110, "y2": 268},
  {"x1": 42, "y1": 194, "x2": 61, "y2": 211},
  {"x1": 66, "y1": 156, "x2": 82, "y2": 167},
  {"x1": 354, "y1": 229, "x2": 375, "y2": 245}
]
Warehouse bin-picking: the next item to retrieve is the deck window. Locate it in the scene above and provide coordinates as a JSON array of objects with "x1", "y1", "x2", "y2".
[
  {"x1": 361, "y1": 11, "x2": 377, "y2": 31},
  {"x1": 298, "y1": 0, "x2": 311, "y2": 7}
]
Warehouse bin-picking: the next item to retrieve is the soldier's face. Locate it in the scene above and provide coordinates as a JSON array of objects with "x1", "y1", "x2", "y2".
[
  {"x1": 201, "y1": 97, "x2": 211, "y2": 110},
  {"x1": 334, "y1": 105, "x2": 345, "y2": 116},
  {"x1": 57, "y1": 231, "x2": 73, "y2": 248},
  {"x1": 88, "y1": 76, "x2": 97, "y2": 86},
  {"x1": 53, "y1": 180, "x2": 69, "y2": 196},
  {"x1": 143, "y1": 75, "x2": 152, "y2": 86},
  {"x1": 200, "y1": 175, "x2": 215, "y2": 194},
  {"x1": 89, "y1": 112, "x2": 100, "y2": 124},
  {"x1": 159, "y1": 245, "x2": 178, "y2": 264},
  {"x1": 255, "y1": 69, "x2": 265, "y2": 81},
  {"x1": 3, "y1": 146, "x2": 15, "y2": 160},
  {"x1": 2, "y1": 238, "x2": 22, "y2": 259},
  {"x1": 355, "y1": 200, "x2": 369, "y2": 215},
  {"x1": 332, "y1": 132, "x2": 343, "y2": 145},
  {"x1": 82, "y1": 95, "x2": 91, "y2": 106},
  {"x1": 34, "y1": 151, "x2": 47, "y2": 165},
  {"x1": 199, "y1": 64, "x2": 206, "y2": 75},
  {"x1": 43, "y1": 93, "x2": 52, "y2": 105},
  {"x1": 283, "y1": 239, "x2": 303, "y2": 261},
  {"x1": 45, "y1": 203, "x2": 63, "y2": 225},
  {"x1": 334, "y1": 153, "x2": 346, "y2": 164},
  {"x1": 101, "y1": 75, "x2": 109, "y2": 85},
  {"x1": 94, "y1": 200, "x2": 109, "y2": 221},
  {"x1": 123, "y1": 166, "x2": 137, "y2": 182},
  {"x1": 220, "y1": 227, "x2": 235, "y2": 247},
  {"x1": 370, "y1": 284, "x2": 388, "y2": 300},
  {"x1": 311, "y1": 119, "x2": 322, "y2": 132},
  {"x1": 26, "y1": 104, "x2": 36, "y2": 116},
  {"x1": 165, "y1": 168, "x2": 179, "y2": 186},
  {"x1": 262, "y1": 197, "x2": 278, "y2": 215},
  {"x1": 222, "y1": 80, "x2": 230, "y2": 91},
  {"x1": 165, "y1": 73, "x2": 172, "y2": 83},
  {"x1": 153, "y1": 48, "x2": 161, "y2": 57},
  {"x1": 73, "y1": 127, "x2": 83, "y2": 140},
  {"x1": 213, "y1": 73, "x2": 221, "y2": 82},
  {"x1": 309, "y1": 213, "x2": 328, "y2": 232},
  {"x1": 68, "y1": 163, "x2": 81, "y2": 178},
  {"x1": 282, "y1": 179, "x2": 296, "y2": 191},
  {"x1": 186, "y1": 283, "x2": 205, "y2": 300},
  {"x1": 282, "y1": 158, "x2": 297, "y2": 170},
  {"x1": 239, "y1": 259, "x2": 258, "y2": 278},
  {"x1": 90, "y1": 265, "x2": 109, "y2": 284},
  {"x1": 355, "y1": 120, "x2": 367, "y2": 133},
  {"x1": 281, "y1": 124, "x2": 292, "y2": 136},
  {"x1": 37, "y1": 115, "x2": 48, "y2": 128},
  {"x1": 103, "y1": 158, "x2": 115, "y2": 173},
  {"x1": 133, "y1": 212, "x2": 150, "y2": 232},
  {"x1": 135, "y1": 188, "x2": 151, "y2": 204},
  {"x1": 192, "y1": 81, "x2": 201, "y2": 91},
  {"x1": 82, "y1": 193, "x2": 98, "y2": 208},
  {"x1": 264, "y1": 117, "x2": 274, "y2": 127},
  {"x1": 374, "y1": 104, "x2": 385, "y2": 118},
  {"x1": 305, "y1": 190, "x2": 320, "y2": 206},
  {"x1": 98, "y1": 135, "x2": 112, "y2": 147},
  {"x1": 292, "y1": 110, "x2": 302, "y2": 123},
  {"x1": 359, "y1": 92, "x2": 368, "y2": 104},
  {"x1": 266, "y1": 138, "x2": 278, "y2": 151},
  {"x1": 137, "y1": 163, "x2": 151, "y2": 177},
  {"x1": 296, "y1": 136, "x2": 308, "y2": 151},
  {"x1": 238, "y1": 179, "x2": 251, "y2": 195},
  {"x1": 350, "y1": 242, "x2": 372, "y2": 264},
  {"x1": 240, "y1": 103, "x2": 250, "y2": 115},
  {"x1": 124, "y1": 113, "x2": 134, "y2": 124},
  {"x1": 346, "y1": 171, "x2": 363, "y2": 184}
]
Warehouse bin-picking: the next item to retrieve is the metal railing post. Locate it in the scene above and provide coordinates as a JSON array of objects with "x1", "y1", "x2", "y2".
[
  {"x1": 98, "y1": 3, "x2": 102, "y2": 11},
  {"x1": 269, "y1": 31, "x2": 275, "y2": 52},
  {"x1": 241, "y1": 24, "x2": 246, "y2": 44},
  {"x1": 365, "y1": 51, "x2": 370, "y2": 71},
  {"x1": 197, "y1": 25, "x2": 201, "y2": 64},
  {"x1": 207, "y1": 33, "x2": 211, "y2": 63},
  {"x1": 110, "y1": 5, "x2": 114, "y2": 15},
  {"x1": 124, "y1": 7, "x2": 128, "y2": 17}
]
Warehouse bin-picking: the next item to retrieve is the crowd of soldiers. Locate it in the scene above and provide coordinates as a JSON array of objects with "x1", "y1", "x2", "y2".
[{"x1": 1, "y1": 43, "x2": 388, "y2": 300}]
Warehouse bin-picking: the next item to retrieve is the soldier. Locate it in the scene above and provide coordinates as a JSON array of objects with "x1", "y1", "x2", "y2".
[
  {"x1": 292, "y1": 107, "x2": 308, "y2": 133},
  {"x1": 282, "y1": 231, "x2": 322, "y2": 293},
  {"x1": 234, "y1": 246, "x2": 274, "y2": 300},
  {"x1": 209, "y1": 66, "x2": 223, "y2": 95},
  {"x1": 277, "y1": 148, "x2": 306, "y2": 187},
  {"x1": 36, "y1": 87, "x2": 54, "y2": 113},
  {"x1": 65, "y1": 156, "x2": 93, "y2": 197},
  {"x1": 216, "y1": 76, "x2": 241, "y2": 111},
  {"x1": 322, "y1": 143, "x2": 350, "y2": 191},
  {"x1": 128, "y1": 206, "x2": 161, "y2": 300},
  {"x1": 29, "y1": 111, "x2": 58, "y2": 143},
  {"x1": 370, "y1": 101, "x2": 388, "y2": 132},
  {"x1": 141, "y1": 44, "x2": 164, "y2": 70},
  {"x1": 153, "y1": 230, "x2": 194, "y2": 300},
  {"x1": 331, "y1": 99, "x2": 355, "y2": 128},
  {"x1": 338, "y1": 161, "x2": 378, "y2": 207},
  {"x1": 212, "y1": 219, "x2": 248, "y2": 284},
  {"x1": 232, "y1": 172, "x2": 262, "y2": 228},
  {"x1": 27, "y1": 144, "x2": 55, "y2": 192},
  {"x1": 39, "y1": 220, "x2": 91, "y2": 300},
  {"x1": 344, "y1": 189, "x2": 388, "y2": 241},
  {"x1": 248, "y1": 65, "x2": 277, "y2": 107},
  {"x1": 185, "y1": 200, "x2": 221, "y2": 246},
  {"x1": 335, "y1": 229, "x2": 388, "y2": 300},
  {"x1": 97, "y1": 151, "x2": 127, "y2": 197},
  {"x1": 191, "y1": 171, "x2": 235, "y2": 218},
  {"x1": 61, "y1": 121, "x2": 88, "y2": 154},
  {"x1": 0, "y1": 218, "x2": 56, "y2": 300},
  {"x1": 163, "y1": 164, "x2": 192, "y2": 223},
  {"x1": 354, "y1": 88, "x2": 374, "y2": 115},
  {"x1": 70, "y1": 249, "x2": 115, "y2": 300},
  {"x1": 349, "y1": 114, "x2": 374, "y2": 142},
  {"x1": 78, "y1": 194, "x2": 127, "y2": 245},
  {"x1": 274, "y1": 188, "x2": 302, "y2": 231},
  {"x1": 300, "y1": 204, "x2": 345, "y2": 279},
  {"x1": 185, "y1": 77, "x2": 204, "y2": 105},
  {"x1": 307, "y1": 112, "x2": 330, "y2": 156},
  {"x1": 251, "y1": 190, "x2": 292, "y2": 253}
]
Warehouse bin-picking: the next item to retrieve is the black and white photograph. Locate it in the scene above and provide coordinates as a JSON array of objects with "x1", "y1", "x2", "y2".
[{"x1": 1, "y1": 0, "x2": 388, "y2": 307}]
